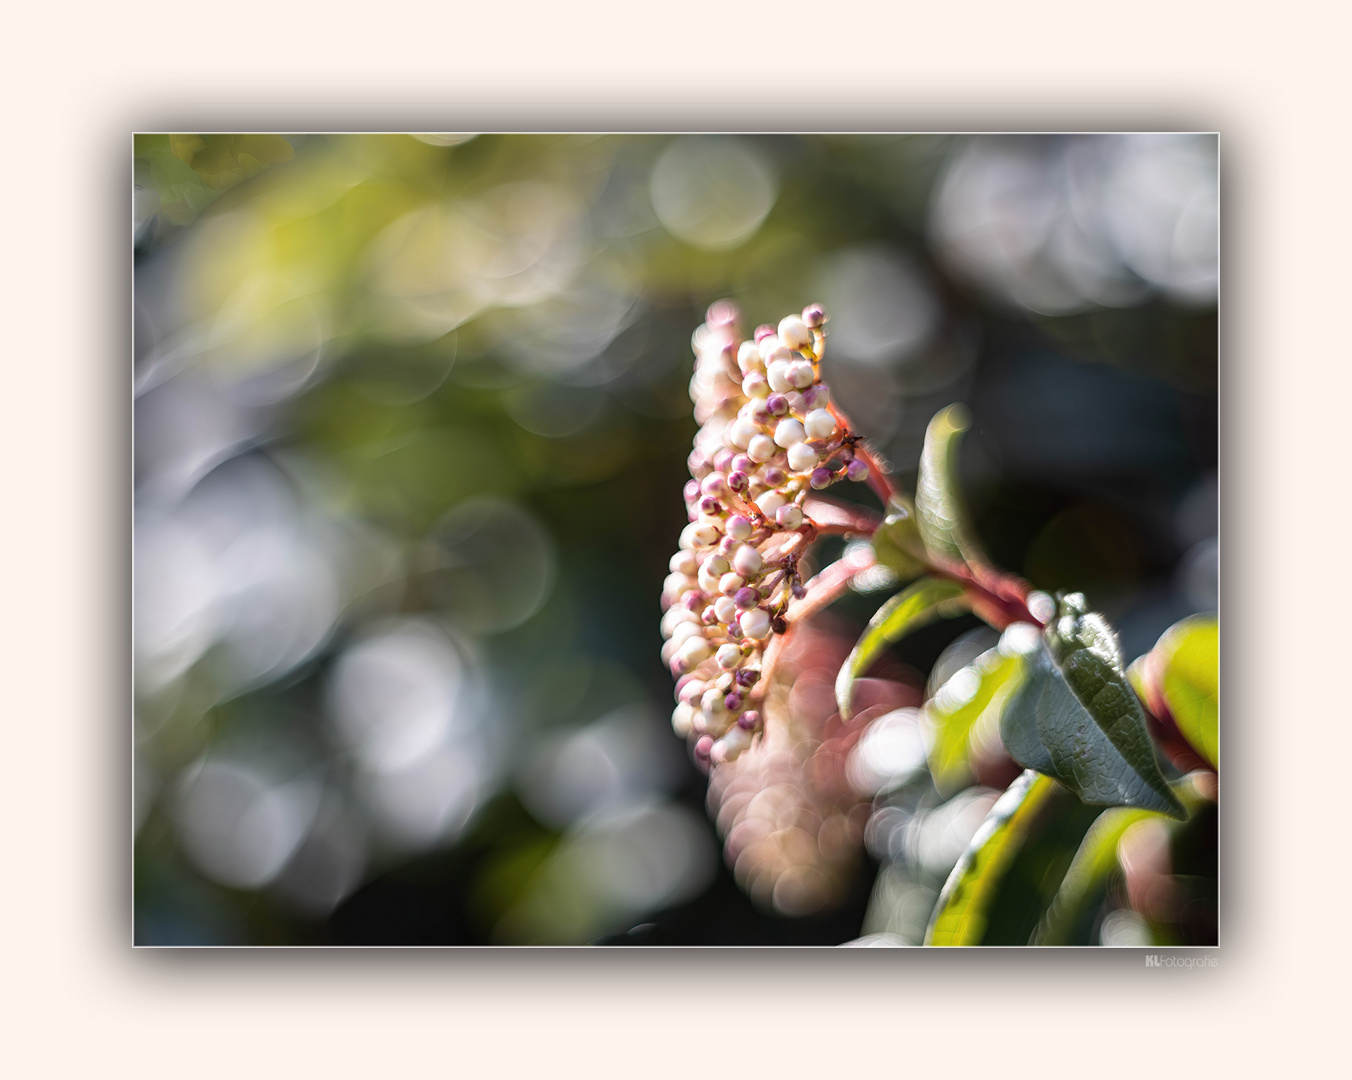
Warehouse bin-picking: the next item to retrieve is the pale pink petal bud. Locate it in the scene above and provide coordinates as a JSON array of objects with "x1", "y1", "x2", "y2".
[
  {"x1": 719, "y1": 572, "x2": 745, "y2": 595},
  {"x1": 755, "y1": 490, "x2": 786, "y2": 517},
  {"x1": 766, "y1": 360, "x2": 793, "y2": 394},
  {"x1": 737, "y1": 340, "x2": 764, "y2": 374},
  {"x1": 716, "y1": 644, "x2": 742, "y2": 670},
  {"x1": 740, "y1": 608, "x2": 772, "y2": 640},
  {"x1": 775, "y1": 504, "x2": 804, "y2": 529},
  {"x1": 728, "y1": 417, "x2": 759, "y2": 450},
  {"x1": 726, "y1": 514, "x2": 753, "y2": 541},
  {"x1": 787, "y1": 442, "x2": 818, "y2": 472},
  {"x1": 676, "y1": 637, "x2": 714, "y2": 671},
  {"x1": 804, "y1": 408, "x2": 835, "y2": 440},
  {"x1": 733, "y1": 545, "x2": 763, "y2": 577},
  {"x1": 787, "y1": 360, "x2": 816, "y2": 389},
  {"x1": 672, "y1": 703, "x2": 694, "y2": 737},
  {"x1": 747, "y1": 434, "x2": 776, "y2": 463},
  {"x1": 803, "y1": 383, "x2": 831, "y2": 410},
  {"x1": 680, "y1": 522, "x2": 719, "y2": 549},
  {"x1": 773, "y1": 418, "x2": 806, "y2": 448},
  {"x1": 777, "y1": 314, "x2": 811, "y2": 350}
]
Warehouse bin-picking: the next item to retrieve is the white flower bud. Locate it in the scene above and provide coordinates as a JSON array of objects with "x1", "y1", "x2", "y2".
[
  {"x1": 766, "y1": 361, "x2": 793, "y2": 393},
  {"x1": 663, "y1": 571, "x2": 696, "y2": 599},
  {"x1": 804, "y1": 409, "x2": 835, "y2": 440},
  {"x1": 662, "y1": 605, "x2": 699, "y2": 637},
  {"x1": 679, "y1": 679, "x2": 707, "y2": 705},
  {"x1": 660, "y1": 638, "x2": 680, "y2": 665},
  {"x1": 784, "y1": 390, "x2": 806, "y2": 415},
  {"x1": 701, "y1": 709, "x2": 733, "y2": 738},
  {"x1": 680, "y1": 522, "x2": 719, "y2": 550},
  {"x1": 757, "y1": 334, "x2": 784, "y2": 361},
  {"x1": 670, "y1": 550, "x2": 699, "y2": 576},
  {"x1": 741, "y1": 373, "x2": 770, "y2": 398},
  {"x1": 773, "y1": 418, "x2": 807, "y2": 448},
  {"x1": 777, "y1": 314, "x2": 811, "y2": 350},
  {"x1": 719, "y1": 572, "x2": 745, "y2": 595},
  {"x1": 787, "y1": 442, "x2": 818, "y2": 472},
  {"x1": 733, "y1": 545, "x2": 763, "y2": 577},
  {"x1": 714, "y1": 595, "x2": 738, "y2": 623},
  {"x1": 729, "y1": 417, "x2": 760, "y2": 449},
  {"x1": 716, "y1": 643, "x2": 742, "y2": 670},
  {"x1": 787, "y1": 360, "x2": 816, "y2": 388},
  {"x1": 755, "y1": 490, "x2": 786, "y2": 516},
  {"x1": 698, "y1": 555, "x2": 730, "y2": 593},
  {"x1": 676, "y1": 637, "x2": 713, "y2": 671},
  {"x1": 672, "y1": 702, "x2": 694, "y2": 738},
  {"x1": 764, "y1": 345, "x2": 794, "y2": 365},
  {"x1": 713, "y1": 725, "x2": 752, "y2": 764},
  {"x1": 740, "y1": 608, "x2": 772, "y2": 640},
  {"x1": 747, "y1": 434, "x2": 776, "y2": 463},
  {"x1": 737, "y1": 340, "x2": 763, "y2": 374},
  {"x1": 775, "y1": 504, "x2": 804, "y2": 530},
  {"x1": 701, "y1": 686, "x2": 728, "y2": 715},
  {"x1": 670, "y1": 620, "x2": 704, "y2": 646},
  {"x1": 726, "y1": 515, "x2": 753, "y2": 541}
]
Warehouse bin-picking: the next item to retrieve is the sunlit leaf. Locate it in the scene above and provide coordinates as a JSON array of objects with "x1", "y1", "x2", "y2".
[
  {"x1": 914, "y1": 404, "x2": 987, "y2": 568},
  {"x1": 835, "y1": 577, "x2": 967, "y2": 721},
  {"x1": 1001, "y1": 594, "x2": 1185, "y2": 819},
  {"x1": 1159, "y1": 616, "x2": 1219, "y2": 769},
  {"x1": 1032, "y1": 774, "x2": 1208, "y2": 945},
  {"x1": 925, "y1": 770, "x2": 1057, "y2": 945},
  {"x1": 870, "y1": 495, "x2": 929, "y2": 582},
  {"x1": 926, "y1": 646, "x2": 1024, "y2": 795}
]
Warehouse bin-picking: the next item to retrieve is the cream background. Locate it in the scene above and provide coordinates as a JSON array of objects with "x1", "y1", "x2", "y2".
[{"x1": 1, "y1": 1, "x2": 1343, "y2": 1075}]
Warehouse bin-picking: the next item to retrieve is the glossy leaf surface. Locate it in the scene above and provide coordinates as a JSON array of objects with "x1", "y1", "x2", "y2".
[
  {"x1": 835, "y1": 576, "x2": 966, "y2": 721},
  {"x1": 1001, "y1": 594, "x2": 1185, "y2": 818}
]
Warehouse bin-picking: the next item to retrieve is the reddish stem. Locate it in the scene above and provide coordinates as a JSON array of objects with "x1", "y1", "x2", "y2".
[{"x1": 753, "y1": 553, "x2": 868, "y2": 709}]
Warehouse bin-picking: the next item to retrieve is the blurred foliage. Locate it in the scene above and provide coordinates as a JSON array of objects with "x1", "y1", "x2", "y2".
[{"x1": 134, "y1": 133, "x2": 1217, "y2": 945}]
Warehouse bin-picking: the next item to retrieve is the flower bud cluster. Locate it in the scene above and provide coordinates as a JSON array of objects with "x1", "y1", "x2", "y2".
[{"x1": 661, "y1": 300, "x2": 870, "y2": 765}]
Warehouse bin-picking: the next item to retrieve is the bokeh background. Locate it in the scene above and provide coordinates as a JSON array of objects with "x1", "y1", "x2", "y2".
[{"x1": 133, "y1": 133, "x2": 1218, "y2": 945}]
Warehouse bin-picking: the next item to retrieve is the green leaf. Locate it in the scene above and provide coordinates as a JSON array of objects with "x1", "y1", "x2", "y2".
[
  {"x1": 1159, "y1": 615, "x2": 1219, "y2": 769},
  {"x1": 914, "y1": 404, "x2": 987, "y2": 568},
  {"x1": 925, "y1": 770, "x2": 1058, "y2": 945},
  {"x1": 1032, "y1": 775, "x2": 1209, "y2": 945},
  {"x1": 1032, "y1": 806, "x2": 1155, "y2": 945},
  {"x1": 835, "y1": 576, "x2": 967, "y2": 721},
  {"x1": 870, "y1": 495, "x2": 929, "y2": 582},
  {"x1": 1001, "y1": 594, "x2": 1185, "y2": 819},
  {"x1": 926, "y1": 646, "x2": 1025, "y2": 795}
]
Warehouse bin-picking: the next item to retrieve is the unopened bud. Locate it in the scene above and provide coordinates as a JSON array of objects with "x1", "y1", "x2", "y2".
[
  {"x1": 740, "y1": 608, "x2": 772, "y2": 640},
  {"x1": 802, "y1": 383, "x2": 831, "y2": 410},
  {"x1": 777, "y1": 314, "x2": 811, "y2": 350},
  {"x1": 733, "y1": 586, "x2": 759, "y2": 610},
  {"x1": 804, "y1": 409, "x2": 835, "y2": 440},
  {"x1": 787, "y1": 443, "x2": 818, "y2": 472}
]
